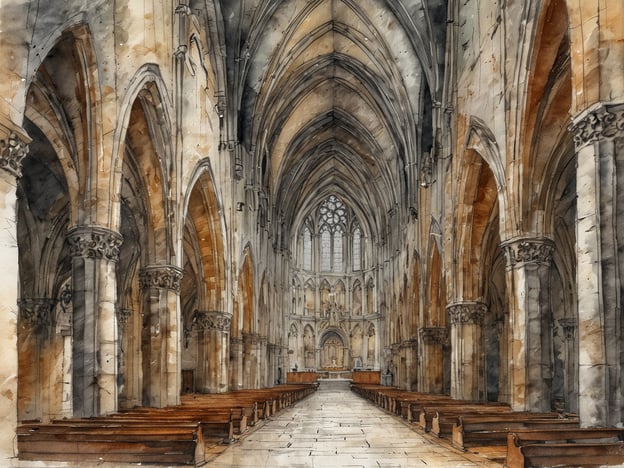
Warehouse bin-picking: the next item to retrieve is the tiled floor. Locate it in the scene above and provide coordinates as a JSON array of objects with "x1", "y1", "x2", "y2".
[{"x1": 208, "y1": 380, "x2": 503, "y2": 468}]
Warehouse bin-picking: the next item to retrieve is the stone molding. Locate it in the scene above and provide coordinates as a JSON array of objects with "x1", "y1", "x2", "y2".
[
  {"x1": 194, "y1": 310, "x2": 231, "y2": 331},
  {"x1": 230, "y1": 337, "x2": 244, "y2": 346},
  {"x1": 139, "y1": 265, "x2": 184, "y2": 292},
  {"x1": 0, "y1": 131, "x2": 29, "y2": 178},
  {"x1": 18, "y1": 298, "x2": 56, "y2": 328},
  {"x1": 447, "y1": 302, "x2": 486, "y2": 325},
  {"x1": 569, "y1": 103, "x2": 624, "y2": 148},
  {"x1": 66, "y1": 226, "x2": 123, "y2": 262},
  {"x1": 502, "y1": 237, "x2": 554, "y2": 266},
  {"x1": 419, "y1": 327, "x2": 448, "y2": 345},
  {"x1": 243, "y1": 332, "x2": 260, "y2": 345}
]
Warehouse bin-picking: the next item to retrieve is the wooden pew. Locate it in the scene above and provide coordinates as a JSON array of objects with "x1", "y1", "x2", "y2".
[
  {"x1": 17, "y1": 421, "x2": 205, "y2": 466},
  {"x1": 103, "y1": 407, "x2": 238, "y2": 443},
  {"x1": 351, "y1": 383, "x2": 455, "y2": 421},
  {"x1": 451, "y1": 413, "x2": 580, "y2": 451},
  {"x1": 18, "y1": 383, "x2": 318, "y2": 465},
  {"x1": 506, "y1": 427, "x2": 624, "y2": 468},
  {"x1": 421, "y1": 403, "x2": 511, "y2": 434}
]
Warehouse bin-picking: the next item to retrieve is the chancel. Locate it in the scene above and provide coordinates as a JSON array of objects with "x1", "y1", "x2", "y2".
[{"x1": 1, "y1": 0, "x2": 623, "y2": 466}]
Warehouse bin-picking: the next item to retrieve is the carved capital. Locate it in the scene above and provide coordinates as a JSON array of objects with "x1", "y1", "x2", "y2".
[
  {"x1": 447, "y1": 302, "x2": 486, "y2": 325},
  {"x1": 502, "y1": 237, "x2": 554, "y2": 266},
  {"x1": 66, "y1": 226, "x2": 123, "y2": 262},
  {"x1": 569, "y1": 103, "x2": 624, "y2": 148},
  {"x1": 419, "y1": 327, "x2": 448, "y2": 345},
  {"x1": 194, "y1": 310, "x2": 231, "y2": 331},
  {"x1": 139, "y1": 265, "x2": 184, "y2": 292},
  {"x1": 557, "y1": 317, "x2": 577, "y2": 341},
  {"x1": 0, "y1": 130, "x2": 29, "y2": 178},
  {"x1": 116, "y1": 308, "x2": 132, "y2": 325},
  {"x1": 19, "y1": 298, "x2": 56, "y2": 329}
]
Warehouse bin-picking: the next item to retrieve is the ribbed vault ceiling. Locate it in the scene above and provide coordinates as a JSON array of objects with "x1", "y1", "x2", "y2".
[{"x1": 220, "y1": 0, "x2": 446, "y2": 241}]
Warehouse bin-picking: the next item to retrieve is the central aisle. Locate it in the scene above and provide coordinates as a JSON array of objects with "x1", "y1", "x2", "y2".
[{"x1": 209, "y1": 380, "x2": 503, "y2": 467}]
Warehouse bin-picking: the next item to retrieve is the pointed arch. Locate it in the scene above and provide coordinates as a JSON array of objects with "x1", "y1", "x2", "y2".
[
  {"x1": 182, "y1": 162, "x2": 227, "y2": 313},
  {"x1": 239, "y1": 246, "x2": 255, "y2": 335}
]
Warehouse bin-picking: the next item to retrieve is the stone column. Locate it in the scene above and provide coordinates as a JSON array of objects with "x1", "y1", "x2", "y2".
[
  {"x1": 258, "y1": 336, "x2": 268, "y2": 387},
  {"x1": 195, "y1": 311, "x2": 231, "y2": 393},
  {"x1": 269, "y1": 343, "x2": 280, "y2": 385},
  {"x1": 418, "y1": 327, "x2": 447, "y2": 393},
  {"x1": 0, "y1": 127, "x2": 28, "y2": 461},
  {"x1": 139, "y1": 265, "x2": 183, "y2": 407},
  {"x1": 17, "y1": 298, "x2": 56, "y2": 421},
  {"x1": 66, "y1": 225, "x2": 123, "y2": 417},
  {"x1": 402, "y1": 339, "x2": 418, "y2": 391},
  {"x1": 569, "y1": 103, "x2": 624, "y2": 426},
  {"x1": 116, "y1": 307, "x2": 132, "y2": 407},
  {"x1": 558, "y1": 317, "x2": 578, "y2": 414},
  {"x1": 229, "y1": 337, "x2": 243, "y2": 390},
  {"x1": 243, "y1": 333, "x2": 259, "y2": 388},
  {"x1": 502, "y1": 237, "x2": 554, "y2": 412},
  {"x1": 448, "y1": 302, "x2": 486, "y2": 401}
]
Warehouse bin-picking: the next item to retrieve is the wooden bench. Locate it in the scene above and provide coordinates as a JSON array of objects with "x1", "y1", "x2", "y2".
[
  {"x1": 451, "y1": 413, "x2": 579, "y2": 451},
  {"x1": 17, "y1": 421, "x2": 205, "y2": 465},
  {"x1": 421, "y1": 403, "x2": 511, "y2": 434},
  {"x1": 351, "y1": 384, "x2": 454, "y2": 421},
  {"x1": 105, "y1": 408, "x2": 238, "y2": 443},
  {"x1": 506, "y1": 427, "x2": 624, "y2": 468}
]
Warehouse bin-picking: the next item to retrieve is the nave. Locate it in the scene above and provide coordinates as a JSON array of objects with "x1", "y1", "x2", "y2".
[{"x1": 209, "y1": 380, "x2": 499, "y2": 468}]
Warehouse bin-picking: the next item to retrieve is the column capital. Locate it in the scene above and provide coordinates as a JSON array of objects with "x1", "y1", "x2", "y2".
[
  {"x1": 419, "y1": 326, "x2": 449, "y2": 345},
  {"x1": 139, "y1": 265, "x2": 184, "y2": 292},
  {"x1": 447, "y1": 302, "x2": 486, "y2": 325},
  {"x1": 116, "y1": 308, "x2": 132, "y2": 325},
  {"x1": 0, "y1": 120, "x2": 30, "y2": 178},
  {"x1": 557, "y1": 317, "x2": 577, "y2": 341},
  {"x1": 243, "y1": 332, "x2": 260, "y2": 345},
  {"x1": 18, "y1": 298, "x2": 56, "y2": 329},
  {"x1": 66, "y1": 226, "x2": 123, "y2": 262},
  {"x1": 568, "y1": 102, "x2": 624, "y2": 148},
  {"x1": 194, "y1": 310, "x2": 231, "y2": 331},
  {"x1": 501, "y1": 237, "x2": 554, "y2": 267}
]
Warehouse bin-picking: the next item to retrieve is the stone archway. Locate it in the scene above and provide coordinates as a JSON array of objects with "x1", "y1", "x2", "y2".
[{"x1": 320, "y1": 330, "x2": 346, "y2": 370}]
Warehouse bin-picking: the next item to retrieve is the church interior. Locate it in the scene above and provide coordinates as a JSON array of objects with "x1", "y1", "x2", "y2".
[{"x1": 0, "y1": 0, "x2": 623, "y2": 465}]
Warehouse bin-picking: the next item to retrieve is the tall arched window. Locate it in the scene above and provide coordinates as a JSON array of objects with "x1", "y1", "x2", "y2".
[
  {"x1": 303, "y1": 226, "x2": 312, "y2": 270},
  {"x1": 352, "y1": 225, "x2": 362, "y2": 271},
  {"x1": 319, "y1": 195, "x2": 346, "y2": 272}
]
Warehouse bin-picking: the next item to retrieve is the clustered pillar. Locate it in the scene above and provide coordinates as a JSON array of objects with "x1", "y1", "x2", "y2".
[
  {"x1": 194, "y1": 311, "x2": 231, "y2": 393},
  {"x1": 448, "y1": 302, "x2": 486, "y2": 401},
  {"x1": 418, "y1": 327, "x2": 447, "y2": 393},
  {"x1": 569, "y1": 102, "x2": 624, "y2": 426},
  {"x1": 66, "y1": 225, "x2": 123, "y2": 417},
  {"x1": 139, "y1": 265, "x2": 184, "y2": 407},
  {"x1": 502, "y1": 237, "x2": 554, "y2": 412},
  {"x1": 0, "y1": 127, "x2": 29, "y2": 458}
]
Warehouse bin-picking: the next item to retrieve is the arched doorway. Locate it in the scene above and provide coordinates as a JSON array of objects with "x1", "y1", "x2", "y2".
[{"x1": 320, "y1": 330, "x2": 346, "y2": 370}]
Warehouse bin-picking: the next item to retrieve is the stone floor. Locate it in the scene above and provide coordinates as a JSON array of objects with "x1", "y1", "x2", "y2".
[{"x1": 208, "y1": 379, "x2": 503, "y2": 468}]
